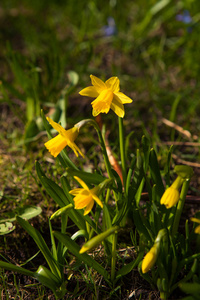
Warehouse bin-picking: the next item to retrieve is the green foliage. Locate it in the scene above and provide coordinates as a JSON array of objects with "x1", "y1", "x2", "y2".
[
  {"x1": 1, "y1": 0, "x2": 200, "y2": 299},
  {"x1": 0, "y1": 205, "x2": 42, "y2": 235}
]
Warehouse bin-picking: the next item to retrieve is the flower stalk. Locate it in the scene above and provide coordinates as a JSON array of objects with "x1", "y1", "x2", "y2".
[
  {"x1": 118, "y1": 117, "x2": 126, "y2": 188},
  {"x1": 171, "y1": 179, "x2": 191, "y2": 237}
]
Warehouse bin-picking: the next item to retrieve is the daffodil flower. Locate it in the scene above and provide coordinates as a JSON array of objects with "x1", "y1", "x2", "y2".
[
  {"x1": 142, "y1": 244, "x2": 158, "y2": 273},
  {"x1": 142, "y1": 229, "x2": 166, "y2": 273},
  {"x1": 160, "y1": 176, "x2": 183, "y2": 209},
  {"x1": 69, "y1": 176, "x2": 103, "y2": 215},
  {"x1": 44, "y1": 117, "x2": 84, "y2": 158},
  {"x1": 191, "y1": 217, "x2": 200, "y2": 234},
  {"x1": 79, "y1": 75, "x2": 132, "y2": 118}
]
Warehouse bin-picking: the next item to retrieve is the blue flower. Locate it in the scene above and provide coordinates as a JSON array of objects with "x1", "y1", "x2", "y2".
[
  {"x1": 102, "y1": 17, "x2": 117, "y2": 37},
  {"x1": 176, "y1": 10, "x2": 192, "y2": 24}
]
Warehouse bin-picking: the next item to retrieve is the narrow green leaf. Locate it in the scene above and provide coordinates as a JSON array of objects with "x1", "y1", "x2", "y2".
[
  {"x1": 33, "y1": 265, "x2": 62, "y2": 291},
  {"x1": 149, "y1": 148, "x2": 165, "y2": 198},
  {"x1": 16, "y1": 216, "x2": 60, "y2": 279},
  {"x1": 142, "y1": 135, "x2": 150, "y2": 172},
  {"x1": 116, "y1": 251, "x2": 144, "y2": 280},
  {"x1": 66, "y1": 168, "x2": 106, "y2": 185},
  {"x1": 179, "y1": 282, "x2": 200, "y2": 295},
  {"x1": 0, "y1": 260, "x2": 34, "y2": 277},
  {"x1": 80, "y1": 226, "x2": 119, "y2": 253},
  {"x1": 50, "y1": 204, "x2": 73, "y2": 220},
  {"x1": 54, "y1": 231, "x2": 109, "y2": 280},
  {"x1": 36, "y1": 161, "x2": 66, "y2": 207}
]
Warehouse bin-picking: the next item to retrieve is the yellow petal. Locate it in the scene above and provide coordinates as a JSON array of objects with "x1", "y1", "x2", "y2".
[
  {"x1": 79, "y1": 86, "x2": 99, "y2": 97},
  {"x1": 44, "y1": 134, "x2": 67, "y2": 157},
  {"x1": 46, "y1": 117, "x2": 66, "y2": 134},
  {"x1": 105, "y1": 77, "x2": 120, "y2": 92},
  {"x1": 69, "y1": 142, "x2": 84, "y2": 158},
  {"x1": 195, "y1": 225, "x2": 200, "y2": 234},
  {"x1": 142, "y1": 251, "x2": 157, "y2": 273},
  {"x1": 191, "y1": 217, "x2": 200, "y2": 224},
  {"x1": 93, "y1": 194, "x2": 103, "y2": 208},
  {"x1": 91, "y1": 89, "x2": 113, "y2": 115},
  {"x1": 90, "y1": 75, "x2": 106, "y2": 94},
  {"x1": 114, "y1": 92, "x2": 133, "y2": 104},
  {"x1": 69, "y1": 188, "x2": 83, "y2": 195},
  {"x1": 74, "y1": 176, "x2": 89, "y2": 190},
  {"x1": 110, "y1": 98, "x2": 125, "y2": 118},
  {"x1": 84, "y1": 199, "x2": 94, "y2": 215}
]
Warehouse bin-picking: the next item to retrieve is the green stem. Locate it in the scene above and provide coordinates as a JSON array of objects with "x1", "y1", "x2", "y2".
[
  {"x1": 118, "y1": 117, "x2": 126, "y2": 189},
  {"x1": 105, "y1": 188, "x2": 111, "y2": 205},
  {"x1": 171, "y1": 179, "x2": 190, "y2": 237},
  {"x1": 77, "y1": 119, "x2": 113, "y2": 179},
  {"x1": 111, "y1": 232, "x2": 117, "y2": 282}
]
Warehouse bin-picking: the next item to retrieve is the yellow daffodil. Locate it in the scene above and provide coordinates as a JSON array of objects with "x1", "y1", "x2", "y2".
[
  {"x1": 191, "y1": 217, "x2": 200, "y2": 234},
  {"x1": 160, "y1": 187, "x2": 180, "y2": 209},
  {"x1": 142, "y1": 244, "x2": 158, "y2": 273},
  {"x1": 79, "y1": 75, "x2": 132, "y2": 118},
  {"x1": 69, "y1": 176, "x2": 103, "y2": 215},
  {"x1": 160, "y1": 176, "x2": 183, "y2": 209},
  {"x1": 142, "y1": 229, "x2": 167, "y2": 273},
  {"x1": 44, "y1": 117, "x2": 84, "y2": 158}
]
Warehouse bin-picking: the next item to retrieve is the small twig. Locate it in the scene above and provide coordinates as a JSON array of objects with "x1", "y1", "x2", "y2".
[
  {"x1": 159, "y1": 141, "x2": 200, "y2": 147},
  {"x1": 161, "y1": 118, "x2": 198, "y2": 140},
  {"x1": 172, "y1": 154, "x2": 200, "y2": 168}
]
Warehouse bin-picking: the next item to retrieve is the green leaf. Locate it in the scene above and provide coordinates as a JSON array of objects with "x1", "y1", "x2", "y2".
[
  {"x1": 0, "y1": 205, "x2": 42, "y2": 223},
  {"x1": 142, "y1": 135, "x2": 150, "y2": 172},
  {"x1": 132, "y1": 209, "x2": 152, "y2": 242},
  {"x1": 26, "y1": 97, "x2": 35, "y2": 121},
  {"x1": 54, "y1": 231, "x2": 109, "y2": 280},
  {"x1": 128, "y1": 149, "x2": 144, "y2": 207},
  {"x1": 24, "y1": 120, "x2": 39, "y2": 144},
  {"x1": 50, "y1": 204, "x2": 73, "y2": 220},
  {"x1": 149, "y1": 148, "x2": 165, "y2": 198},
  {"x1": 80, "y1": 226, "x2": 119, "y2": 253},
  {"x1": 116, "y1": 251, "x2": 144, "y2": 281},
  {"x1": 179, "y1": 282, "x2": 200, "y2": 295},
  {"x1": 66, "y1": 168, "x2": 106, "y2": 185},
  {"x1": 0, "y1": 222, "x2": 15, "y2": 235},
  {"x1": 33, "y1": 265, "x2": 62, "y2": 291},
  {"x1": 0, "y1": 260, "x2": 34, "y2": 277},
  {"x1": 16, "y1": 216, "x2": 61, "y2": 279},
  {"x1": 36, "y1": 161, "x2": 67, "y2": 208}
]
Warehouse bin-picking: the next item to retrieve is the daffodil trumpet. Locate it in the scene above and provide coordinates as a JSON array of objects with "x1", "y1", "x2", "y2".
[{"x1": 160, "y1": 176, "x2": 183, "y2": 209}]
